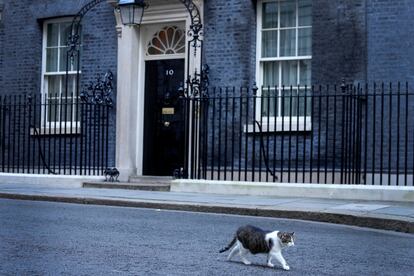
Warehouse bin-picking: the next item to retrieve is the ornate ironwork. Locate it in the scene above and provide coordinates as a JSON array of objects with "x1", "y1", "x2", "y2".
[
  {"x1": 179, "y1": 0, "x2": 204, "y2": 98},
  {"x1": 179, "y1": 0, "x2": 203, "y2": 42},
  {"x1": 184, "y1": 65, "x2": 209, "y2": 98},
  {"x1": 80, "y1": 71, "x2": 114, "y2": 105},
  {"x1": 69, "y1": 0, "x2": 204, "y2": 98},
  {"x1": 69, "y1": 0, "x2": 108, "y2": 52},
  {"x1": 69, "y1": 0, "x2": 202, "y2": 50},
  {"x1": 201, "y1": 64, "x2": 210, "y2": 96},
  {"x1": 66, "y1": 0, "x2": 206, "y2": 180}
]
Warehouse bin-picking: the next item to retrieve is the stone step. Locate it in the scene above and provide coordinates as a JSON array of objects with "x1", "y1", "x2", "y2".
[
  {"x1": 83, "y1": 182, "x2": 170, "y2": 192},
  {"x1": 128, "y1": 176, "x2": 174, "y2": 185}
]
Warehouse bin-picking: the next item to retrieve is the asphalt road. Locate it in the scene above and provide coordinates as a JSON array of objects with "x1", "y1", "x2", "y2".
[{"x1": 0, "y1": 199, "x2": 414, "y2": 276}]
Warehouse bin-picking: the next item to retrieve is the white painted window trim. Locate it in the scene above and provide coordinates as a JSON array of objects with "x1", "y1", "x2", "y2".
[
  {"x1": 244, "y1": 117, "x2": 312, "y2": 133},
  {"x1": 255, "y1": 0, "x2": 312, "y2": 133},
  {"x1": 141, "y1": 22, "x2": 187, "y2": 62},
  {"x1": 144, "y1": 53, "x2": 186, "y2": 61},
  {"x1": 145, "y1": 25, "x2": 186, "y2": 59},
  {"x1": 135, "y1": 19, "x2": 193, "y2": 176},
  {"x1": 30, "y1": 126, "x2": 81, "y2": 136},
  {"x1": 40, "y1": 17, "x2": 81, "y2": 131}
]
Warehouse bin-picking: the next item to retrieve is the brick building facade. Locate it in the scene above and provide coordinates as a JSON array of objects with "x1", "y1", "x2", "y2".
[{"x1": 0, "y1": 0, "x2": 413, "y2": 183}]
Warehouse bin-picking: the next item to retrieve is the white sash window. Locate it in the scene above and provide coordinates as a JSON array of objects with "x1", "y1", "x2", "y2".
[
  {"x1": 257, "y1": 0, "x2": 312, "y2": 122},
  {"x1": 41, "y1": 18, "x2": 81, "y2": 129}
]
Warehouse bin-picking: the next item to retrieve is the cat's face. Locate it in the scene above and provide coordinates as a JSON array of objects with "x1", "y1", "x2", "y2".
[{"x1": 279, "y1": 232, "x2": 295, "y2": 247}]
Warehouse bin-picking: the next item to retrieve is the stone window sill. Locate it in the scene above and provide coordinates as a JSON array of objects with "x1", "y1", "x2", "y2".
[
  {"x1": 244, "y1": 117, "x2": 312, "y2": 133},
  {"x1": 30, "y1": 127, "x2": 81, "y2": 136}
]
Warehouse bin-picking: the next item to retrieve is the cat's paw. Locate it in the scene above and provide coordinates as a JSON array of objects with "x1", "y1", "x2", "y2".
[
  {"x1": 282, "y1": 265, "x2": 290, "y2": 271},
  {"x1": 267, "y1": 263, "x2": 275, "y2": 268}
]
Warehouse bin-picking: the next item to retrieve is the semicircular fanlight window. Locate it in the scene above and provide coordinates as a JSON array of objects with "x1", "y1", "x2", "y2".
[{"x1": 147, "y1": 26, "x2": 185, "y2": 56}]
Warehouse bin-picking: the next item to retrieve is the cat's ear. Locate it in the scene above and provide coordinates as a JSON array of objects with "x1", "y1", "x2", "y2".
[{"x1": 291, "y1": 232, "x2": 295, "y2": 236}]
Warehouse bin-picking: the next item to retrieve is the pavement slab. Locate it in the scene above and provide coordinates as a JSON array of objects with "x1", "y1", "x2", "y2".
[
  {"x1": 1, "y1": 183, "x2": 414, "y2": 233},
  {"x1": 374, "y1": 206, "x2": 414, "y2": 217},
  {"x1": 330, "y1": 203, "x2": 390, "y2": 211}
]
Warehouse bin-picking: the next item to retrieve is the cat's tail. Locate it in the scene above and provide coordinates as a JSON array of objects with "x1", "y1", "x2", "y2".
[{"x1": 219, "y1": 236, "x2": 237, "y2": 253}]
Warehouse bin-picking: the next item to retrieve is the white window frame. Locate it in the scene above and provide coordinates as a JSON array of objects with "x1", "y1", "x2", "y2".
[
  {"x1": 254, "y1": 0, "x2": 312, "y2": 132},
  {"x1": 40, "y1": 17, "x2": 81, "y2": 132}
]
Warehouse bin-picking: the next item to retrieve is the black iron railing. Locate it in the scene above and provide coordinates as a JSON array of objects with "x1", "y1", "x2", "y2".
[
  {"x1": 185, "y1": 82, "x2": 414, "y2": 185},
  {"x1": 0, "y1": 93, "x2": 113, "y2": 175}
]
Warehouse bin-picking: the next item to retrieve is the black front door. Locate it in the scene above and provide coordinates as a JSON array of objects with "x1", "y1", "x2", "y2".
[{"x1": 143, "y1": 59, "x2": 185, "y2": 176}]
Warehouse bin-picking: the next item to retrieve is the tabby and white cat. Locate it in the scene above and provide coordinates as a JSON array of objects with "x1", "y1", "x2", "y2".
[{"x1": 219, "y1": 225, "x2": 295, "y2": 270}]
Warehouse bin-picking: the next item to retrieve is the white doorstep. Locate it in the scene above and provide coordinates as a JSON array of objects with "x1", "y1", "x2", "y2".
[
  {"x1": 171, "y1": 179, "x2": 414, "y2": 203},
  {"x1": 0, "y1": 173, "x2": 105, "y2": 188}
]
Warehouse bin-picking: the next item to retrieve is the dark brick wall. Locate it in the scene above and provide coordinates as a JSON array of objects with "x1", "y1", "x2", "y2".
[
  {"x1": 0, "y1": 0, "x2": 118, "y2": 167},
  {"x1": 203, "y1": 0, "x2": 413, "y2": 85},
  {"x1": 0, "y1": 1, "x2": 4, "y2": 90},
  {"x1": 367, "y1": 0, "x2": 414, "y2": 84},
  {"x1": 204, "y1": 0, "x2": 368, "y2": 88},
  {"x1": 204, "y1": 0, "x2": 257, "y2": 87},
  {"x1": 0, "y1": 0, "x2": 117, "y2": 95},
  {"x1": 365, "y1": 0, "x2": 414, "y2": 175},
  {"x1": 203, "y1": 0, "x2": 368, "y2": 175},
  {"x1": 201, "y1": 0, "x2": 414, "y2": 180},
  {"x1": 313, "y1": 0, "x2": 367, "y2": 84},
  {"x1": 1, "y1": 0, "x2": 413, "y2": 179}
]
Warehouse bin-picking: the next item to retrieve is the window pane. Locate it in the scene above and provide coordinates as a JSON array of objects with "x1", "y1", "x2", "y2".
[
  {"x1": 68, "y1": 24, "x2": 82, "y2": 45},
  {"x1": 261, "y1": 88, "x2": 278, "y2": 117},
  {"x1": 60, "y1": 22, "x2": 71, "y2": 47},
  {"x1": 58, "y1": 48, "x2": 81, "y2": 72},
  {"x1": 298, "y1": 0, "x2": 312, "y2": 26},
  {"x1": 72, "y1": 75, "x2": 80, "y2": 97},
  {"x1": 291, "y1": 90, "x2": 298, "y2": 117},
  {"x1": 70, "y1": 48, "x2": 81, "y2": 72},
  {"x1": 280, "y1": 29, "x2": 296, "y2": 56},
  {"x1": 68, "y1": 75, "x2": 76, "y2": 97},
  {"x1": 43, "y1": 20, "x2": 81, "y2": 125},
  {"x1": 262, "y1": 30, "x2": 278, "y2": 58},
  {"x1": 148, "y1": 47, "x2": 163, "y2": 55},
  {"x1": 61, "y1": 75, "x2": 75, "y2": 98},
  {"x1": 47, "y1": 97, "x2": 59, "y2": 122},
  {"x1": 298, "y1": 89, "x2": 312, "y2": 116},
  {"x1": 281, "y1": 60, "x2": 297, "y2": 86},
  {"x1": 299, "y1": 59, "x2": 311, "y2": 85},
  {"x1": 280, "y1": 1, "x2": 296, "y2": 28},
  {"x1": 47, "y1": 75, "x2": 61, "y2": 95},
  {"x1": 262, "y1": 2, "x2": 278, "y2": 29},
  {"x1": 59, "y1": 46, "x2": 69, "y2": 72},
  {"x1": 259, "y1": 1, "x2": 312, "y2": 119},
  {"x1": 173, "y1": 28, "x2": 185, "y2": 52},
  {"x1": 61, "y1": 74, "x2": 75, "y2": 122},
  {"x1": 61, "y1": 98, "x2": 72, "y2": 121},
  {"x1": 47, "y1": 24, "x2": 59, "y2": 47},
  {"x1": 263, "y1": 61, "x2": 278, "y2": 87},
  {"x1": 46, "y1": 48, "x2": 58, "y2": 72},
  {"x1": 281, "y1": 88, "x2": 297, "y2": 117},
  {"x1": 279, "y1": 89, "x2": 299, "y2": 117},
  {"x1": 298, "y1": 27, "x2": 312, "y2": 56},
  {"x1": 77, "y1": 25, "x2": 83, "y2": 44},
  {"x1": 60, "y1": 46, "x2": 81, "y2": 72}
]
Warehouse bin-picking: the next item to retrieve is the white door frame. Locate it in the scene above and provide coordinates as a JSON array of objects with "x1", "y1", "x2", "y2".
[
  {"x1": 114, "y1": 1, "x2": 203, "y2": 180},
  {"x1": 137, "y1": 22, "x2": 186, "y2": 176}
]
